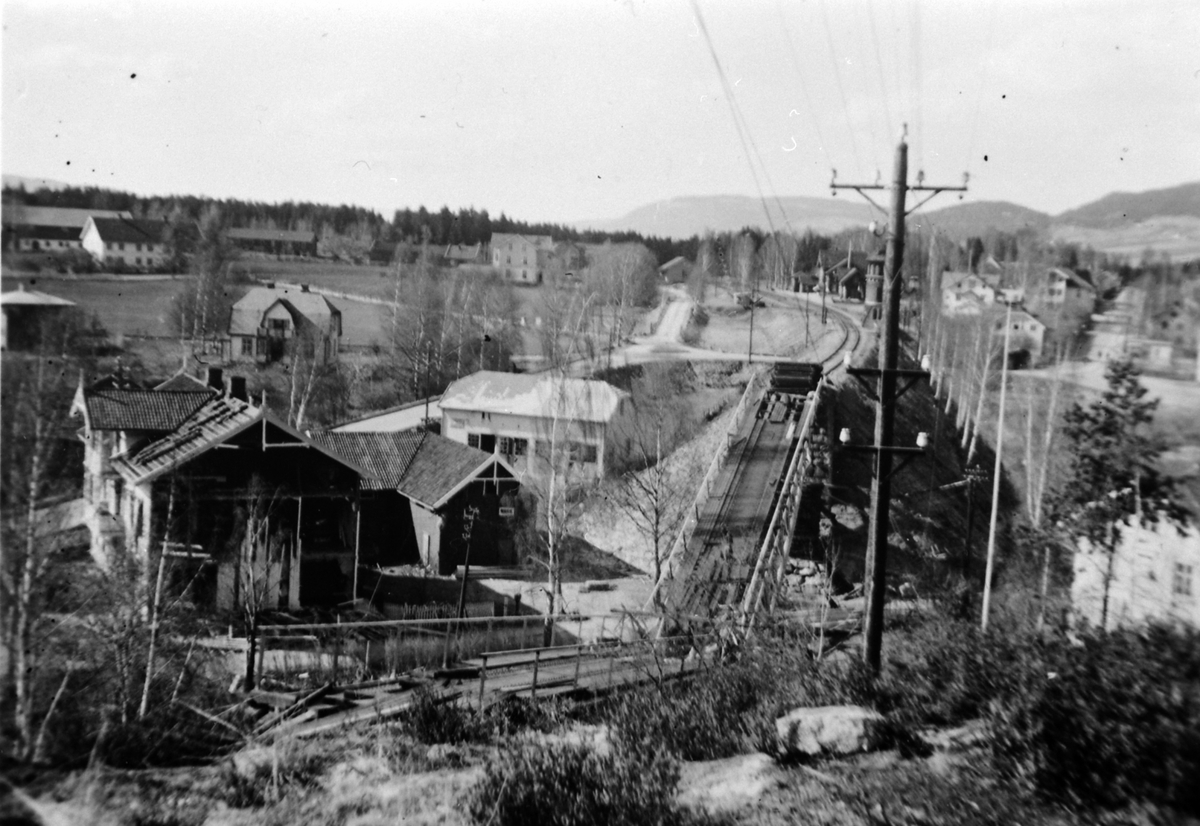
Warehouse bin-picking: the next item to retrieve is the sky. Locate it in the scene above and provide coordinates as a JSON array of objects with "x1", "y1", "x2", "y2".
[{"x1": 3, "y1": 0, "x2": 1199, "y2": 226}]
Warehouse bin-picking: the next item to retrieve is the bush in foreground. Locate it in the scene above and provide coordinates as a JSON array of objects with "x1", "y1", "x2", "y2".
[
  {"x1": 991, "y1": 624, "x2": 1200, "y2": 815},
  {"x1": 467, "y1": 741, "x2": 699, "y2": 826}
]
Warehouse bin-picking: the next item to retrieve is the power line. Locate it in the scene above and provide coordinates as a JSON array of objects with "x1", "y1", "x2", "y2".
[
  {"x1": 865, "y1": 0, "x2": 895, "y2": 146},
  {"x1": 963, "y1": 0, "x2": 1000, "y2": 174},
  {"x1": 775, "y1": 0, "x2": 834, "y2": 173},
  {"x1": 909, "y1": 0, "x2": 923, "y2": 172},
  {"x1": 818, "y1": 0, "x2": 867, "y2": 179},
  {"x1": 690, "y1": 0, "x2": 788, "y2": 239}
]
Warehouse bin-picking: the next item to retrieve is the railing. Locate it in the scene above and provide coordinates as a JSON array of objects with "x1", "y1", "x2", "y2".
[
  {"x1": 645, "y1": 368, "x2": 770, "y2": 610},
  {"x1": 739, "y1": 378, "x2": 826, "y2": 623}
]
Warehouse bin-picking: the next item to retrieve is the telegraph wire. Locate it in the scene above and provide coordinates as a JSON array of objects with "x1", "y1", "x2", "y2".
[
  {"x1": 963, "y1": 0, "x2": 1000, "y2": 175},
  {"x1": 690, "y1": 0, "x2": 788, "y2": 239},
  {"x1": 865, "y1": 0, "x2": 896, "y2": 149},
  {"x1": 776, "y1": 0, "x2": 834, "y2": 173},
  {"x1": 818, "y1": 0, "x2": 867, "y2": 179}
]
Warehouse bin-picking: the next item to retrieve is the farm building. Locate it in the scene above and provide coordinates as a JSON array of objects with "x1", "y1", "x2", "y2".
[
  {"x1": 2, "y1": 205, "x2": 132, "y2": 252},
  {"x1": 227, "y1": 286, "x2": 341, "y2": 364},
  {"x1": 80, "y1": 216, "x2": 169, "y2": 270},
  {"x1": 227, "y1": 227, "x2": 318, "y2": 257},
  {"x1": 658, "y1": 256, "x2": 690, "y2": 284}
]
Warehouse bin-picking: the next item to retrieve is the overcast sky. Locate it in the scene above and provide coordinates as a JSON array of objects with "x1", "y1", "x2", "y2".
[{"x1": 3, "y1": 0, "x2": 1198, "y2": 225}]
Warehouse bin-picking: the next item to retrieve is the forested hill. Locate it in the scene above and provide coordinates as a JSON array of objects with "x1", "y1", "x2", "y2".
[
  {"x1": 1054, "y1": 182, "x2": 1200, "y2": 228},
  {"x1": 2, "y1": 183, "x2": 698, "y2": 264}
]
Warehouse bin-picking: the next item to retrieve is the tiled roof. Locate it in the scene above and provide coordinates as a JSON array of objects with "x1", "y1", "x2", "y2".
[
  {"x1": 311, "y1": 430, "x2": 505, "y2": 508},
  {"x1": 308, "y1": 431, "x2": 424, "y2": 490},
  {"x1": 228, "y1": 286, "x2": 340, "y2": 337},
  {"x1": 3, "y1": 205, "x2": 132, "y2": 229},
  {"x1": 398, "y1": 435, "x2": 502, "y2": 509},
  {"x1": 88, "y1": 217, "x2": 168, "y2": 244},
  {"x1": 19, "y1": 225, "x2": 82, "y2": 241},
  {"x1": 440, "y1": 371, "x2": 625, "y2": 424},
  {"x1": 82, "y1": 388, "x2": 214, "y2": 431},
  {"x1": 112, "y1": 396, "x2": 259, "y2": 482}
]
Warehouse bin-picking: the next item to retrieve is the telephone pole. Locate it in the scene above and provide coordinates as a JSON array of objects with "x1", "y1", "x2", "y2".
[{"x1": 832, "y1": 129, "x2": 967, "y2": 673}]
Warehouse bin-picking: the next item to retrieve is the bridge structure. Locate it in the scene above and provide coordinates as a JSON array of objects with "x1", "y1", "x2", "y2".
[{"x1": 648, "y1": 360, "x2": 832, "y2": 625}]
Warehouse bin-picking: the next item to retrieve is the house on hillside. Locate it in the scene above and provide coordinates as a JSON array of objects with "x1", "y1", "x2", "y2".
[
  {"x1": 658, "y1": 256, "x2": 690, "y2": 284},
  {"x1": 227, "y1": 228, "x2": 318, "y2": 257},
  {"x1": 444, "y1": 243, "x2": 485, "y2": 266},
  {"x1": 490, "y1": 233, "x2": 556, "y2": 284},
  {"x1": 1, "y1": 285, "x2": 76, "y2": 350},
  {"x1": 996, "y1": 309, "x2": 1047, "y2": 364},
  {"x1": 3, "y1": 205, "x2": 132, "y2": 252},
  {"x1": 227, "y1": 286, "x2": 341, "y2": 364},
  {"x1": 310, "y1": 431, "x2": 521, "y2": 575},
  {"x1": 439, "y1": 370, "x2": 630, "y2": 482},
  {"x1": 80, "y1": 216, "x2": 169, "y2": 270},
  {"x1": 1029, "y1": 267, "x2": 1096, "y2": 318},
  {"x1": 71, "y1": 367, "x2": 523, "y2": 609},
  {"x1": 1073, "y1": 517, "x2": 1200, "y2": 630}
]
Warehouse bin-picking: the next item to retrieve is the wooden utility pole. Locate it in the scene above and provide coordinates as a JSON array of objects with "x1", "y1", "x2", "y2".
[{"x1": 833, "y1": 130, "x2": 967, "y2": 673}]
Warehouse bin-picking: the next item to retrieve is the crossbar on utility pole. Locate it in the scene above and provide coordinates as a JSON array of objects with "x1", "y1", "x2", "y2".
[{"x1": 831, "y1": 129, "x2": 967, "y2": 674}]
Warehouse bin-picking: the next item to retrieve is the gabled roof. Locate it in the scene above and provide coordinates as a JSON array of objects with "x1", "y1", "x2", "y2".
[
  {"x1": 3, "y1": 205, "x2": 132, "y2": 229},
  {"x1": 444, "y1": 243, "x2": 482, "y2": 261},
  {"x1": 1, "y1": 287, "x2": 75, "y2": 307},
  {"x1": 308, "y1": 431, "x2": 424, "y2": 490},
  {"x1": 658, "y1": 256, "x2": 688, "y2": 271},
  {"x1": 87, "y1": 217, "x2": 168, "y2": 244},
  {"x1": 1048, "y1": 267, "x2": 1096, "y2": 291},
  {"x1": 440, "y1": 371, "x2": 625, "y2": 424},
  {"x1": 228, "y1": 287, "x2": 341, "y2": 337},
  {"x1": 227, "y1": 228, "x2": 317, "y2": 244},
  {"x1": 153, "y1": 370, "x2": 213, "y2": 392},
  {"x1": 111, "y1": 396, "x2": 374, "y2": 485},
  {"x1": 310, "y1": 430, "x2": 512, "y2": 509},
  {"x1": 18, "y1": 225, "x2": 82, "y2": 241},
  {"x1": 78, "y1": 388, "x2": 215, "y2": 431},
  {"x1": 397, "y1": 434, "x2": 512, "y2": 510},
  {"x1": 331, "y1": 396, "x2": 442, "y2": 432}
]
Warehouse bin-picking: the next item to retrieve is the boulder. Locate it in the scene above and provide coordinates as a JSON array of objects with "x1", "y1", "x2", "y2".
[
  {"x1": 677, "y1": 753, "x2": 787, "y2": 814},
  {"x1": 775, "y1": 705, "x2": 885, "y2": 758}
]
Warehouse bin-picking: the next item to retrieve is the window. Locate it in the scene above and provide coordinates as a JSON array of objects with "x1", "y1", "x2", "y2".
[
  {"x1": 1173, "y1": 563, "x2": 1194, "y2": 597},
  {"x1": 498, "y1": 436, "x2": 527, "y2": 456},
  {"x1": 467, "y1": 433, "x2": 496, "y2": 453},
  {"x1": 569, "y1": 442, "x2": 598, "y2": 464},
  {"x1": 119, "y1": 242, "x2": 125, "y2": 251},
  {"x1": 241, "y1": 337, "x2": 255, "y2": 356}
]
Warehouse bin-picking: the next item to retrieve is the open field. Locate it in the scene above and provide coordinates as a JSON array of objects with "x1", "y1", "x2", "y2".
[{"x1": 4, "y1": 274, "x2": 188, "y2": 336}]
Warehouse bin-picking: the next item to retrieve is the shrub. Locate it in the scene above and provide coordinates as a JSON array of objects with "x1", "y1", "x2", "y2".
[
  {"x1": 399, "y1": 686, "x2": 486, "y2": 745},
  {"x1": 466, "y1": 741, "x2": 689, "y2": 826},
  {"x1": 606, "y1": 644, "x2": 871, "y2": 761},
  {"x1": 990, "y1": 624, "x2": 1200, "y2": 815}
]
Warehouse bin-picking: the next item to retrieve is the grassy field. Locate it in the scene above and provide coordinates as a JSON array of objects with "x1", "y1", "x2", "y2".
[{"x1": 4, "y1": 274, "x2": 188, "y2": 337}]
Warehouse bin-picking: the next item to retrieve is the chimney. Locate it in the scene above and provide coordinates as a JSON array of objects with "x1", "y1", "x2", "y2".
[
  {"x1": 266, "y1": 281, "x2": 276, "y2": 289},
  {"x1": 229, "y1": 375, "x2": 248, "y2": 402},
  {"x1": 205, "y1": 366, "x2": 223, "y2": 392},
  {"x1": 301, "y1": 283, "x2": 310, "y2": 293}
]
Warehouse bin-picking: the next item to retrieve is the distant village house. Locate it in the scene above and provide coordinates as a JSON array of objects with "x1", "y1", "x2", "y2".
[
  {"x1": 227, "y1": 285, "x2": 342, "y2": 364},
  {"x1": 81, "y1": 216, "x2": 169, "y2": 270}
]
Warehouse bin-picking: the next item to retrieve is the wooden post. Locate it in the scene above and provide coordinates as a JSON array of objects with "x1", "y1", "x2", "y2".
[
  {"x1": 442, "y1": 615, "x2": 453, "y2": 668},
  {"x1": 573, "y1": 643, "x2": 583, "y2": 688},
  {"x1": 352, "y1": 497, "x2": 362, "y2": 605},
  {"x1": 478, "y1": 653, "x2": 488, "y2": 706},
  {"x1": 485, "y1": 617, "x2": 494, "y2": 655},
  {"x1": 531, "y1": 648, "x2": 541, "y2": 700}
]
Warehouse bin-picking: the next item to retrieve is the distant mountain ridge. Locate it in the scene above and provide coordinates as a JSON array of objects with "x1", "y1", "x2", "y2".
[
  {"x1": 575, "y1": 195, "x2": 874, "y2": 238},
  {"x1": 573, "y1": 182, "x2": 1200, "y2": 259},
  {"x1": 1054, "y1": 182, "x2": 1200, "y2": 228}
]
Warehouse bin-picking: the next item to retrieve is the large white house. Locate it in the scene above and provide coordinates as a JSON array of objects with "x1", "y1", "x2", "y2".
[
  {"x1": 80, "y1": 216, "x2": 169, "y2": 269},
  {"x1": 438, "y1": 370, "x2": 630, "y2": 481}
]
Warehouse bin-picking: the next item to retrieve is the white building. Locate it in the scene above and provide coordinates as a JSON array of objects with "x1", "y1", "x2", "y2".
[
  {"x1": 1073, "y1": 516, "x2": 1200, "y2": 630},
  {"x1": 439, "y1": 370, "x2": 629, "y2": 482},
  {"x1": 80, "y1": 216, "x2": 169, "y2": 269}
]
